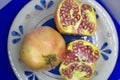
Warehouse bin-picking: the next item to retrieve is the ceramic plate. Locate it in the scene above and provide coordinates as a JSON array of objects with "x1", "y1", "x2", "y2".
[{"x1": 8, "y1": 0, "x2": 118, "y2": 80}]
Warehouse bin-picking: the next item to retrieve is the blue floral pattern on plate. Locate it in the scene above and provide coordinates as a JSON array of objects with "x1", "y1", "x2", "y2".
[
  {"x1": 94, "y1": 8, "x2": 99, "y2": 19},
  {"x1": 35, "y1": 0, "x2": 54, "y2": 10},
  {"x1": 100, "y1": 42, "x2": 112, "y2": 60},
  {"x1": 24, "y1": 71, "x2": 39, "y2": 80},
  {"x1": 11, "y1": 25, "x2": 23, "y2": 44}
]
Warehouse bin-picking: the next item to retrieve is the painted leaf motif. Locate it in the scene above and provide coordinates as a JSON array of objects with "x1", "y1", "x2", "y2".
[
  {"x1": 40, "y1": 0, "x2": 46, "y2": 8},
  {"x1": 11, "y1": 31, "x2": 21, "y2": 36},
  {"x1": 101, "y1": 42, "x2": 108, "y2": 50},
  {"x1": 103, "y1": 49, "x2": 112, "y2": 54},
  {"x1": 19, "y1": 25, "x2": 23, "y2": 35},
  {"x1": 101, "y1": 53, "x2": 109, "y2": 60},
  {"x1": 47, "y1": 0, "x2": 54, "y2": 9},
  {"x1": 35, "y1": 5, "x2": 43, "y2": 10},
  {"x1": 24, "y1": 71, "x2": 33, "y2": 76},
  {"x1": 28, "y1": 74, "x2": 34, "y2": 80},
  {"x1": 35, "y1": 75, "x2": 39, "y2": 80},
  {"x1": 12, "y1": 38, "x2": 21, "y2": 44}
]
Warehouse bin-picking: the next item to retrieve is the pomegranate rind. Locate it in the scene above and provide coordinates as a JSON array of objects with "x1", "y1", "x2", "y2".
[
  {"x1": 55, "y1": 0, "x2": 96, "y2": 36},
  {"x1": 59, "y1": 40, "x2": 100, "y2": 80},
  {"x1": 20, "y1": 26, "x2": 66, "y2": 70}
]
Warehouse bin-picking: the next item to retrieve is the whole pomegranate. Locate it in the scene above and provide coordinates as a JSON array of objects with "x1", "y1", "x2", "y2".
[
  {"x1": 19, "y1": 26, "x2": 66, "y2": 70},
  {"x1": 59, "y1": 40, "x2": 100, "y2": 80},
  {"x1": 55, "y1": 0, "x2": 96, "y2": 36}
]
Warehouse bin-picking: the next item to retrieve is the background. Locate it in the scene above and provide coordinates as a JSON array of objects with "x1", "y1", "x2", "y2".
[{"x1": 0, "y1": 0, "x2": 120, "y2": 80}]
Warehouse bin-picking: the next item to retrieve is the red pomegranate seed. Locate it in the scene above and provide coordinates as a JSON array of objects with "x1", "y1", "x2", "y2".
[
  {"x1": 82, "y1": 4, "x2": 92, "y2": 11},
  {"x1": 83, "y1": 25, "x2": 87, "y2": 29},
  {"x1": 64, "y1": 61, "x2": 69, "y2": 65},
  {"x1": 87, "y1": 49, "x2": 92, "y2": 54},
  {"x1": 62, "y1": 69, "x2": 69, "y2": 75},
  {"x1": 81, "y1": 22, "x2": 86, "y2": 27},
  {"x1": 74, "y1": 56, "x2": 79, "y2": 62},
  {"x1": 89, "y1": 29, "x2": 93, "y2": 33},
  {"x1": 69, "y1": 65, "x2": 75, "y2": 71},
  {"x1": 74, "y1": 18, "x2": 78, "y2": 22},
  {"x1": 78, "y1": 66, "x2": 83, "y2": 71},
  {"x1": 67, "y1": 74, "x2": 72, "y2": 78},
  {"x1": 73, "y1": 8, "x2": 79, "y2": 13},
  {"x1": 82, "y1": 14, "x2": 88, "y2": 19},
  {"x1": 80, "y1": 46, "x2": 85, "y2": 52},
  {"x1": 76, "y1": 15, "x2": 80, "y2": 20}
]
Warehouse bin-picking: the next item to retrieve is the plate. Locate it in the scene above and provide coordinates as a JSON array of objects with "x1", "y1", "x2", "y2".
[{"x1": 8, "y1": 0, "x2": 118, "y2": 80}]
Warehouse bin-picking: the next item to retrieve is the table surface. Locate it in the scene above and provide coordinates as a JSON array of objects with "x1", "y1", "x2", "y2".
[{"x1": 0, "y1": 0, "x2": 120, "y2": 80}]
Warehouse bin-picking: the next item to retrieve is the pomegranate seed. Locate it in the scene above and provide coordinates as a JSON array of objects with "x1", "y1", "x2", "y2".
[
  {"x1": 87, "y1": 27, "x2": 90, "y2": 31},
  {"x1": 60, "y1": 10, "x2": 65, "y2": 14},
  {"x1": 67, "y1": 51, "x2": 75, "y2": 58},
  {"x1": 89, "y1": 55, "x2": 93, "y2": 59},
  {"x1": 71, "y1": 59, "x2": 74, "y2": 62},
  {"x1": 83, "y1": 25, "x2": 87, "y2": 29},
  {"x1": 84, "y1": 49, "x2": 88, "y2": 53},
  {"x1": 73, "y1": 49, "x2": 78, "y2": 53},
  {"x1": 74, "y1": 8, "x2": 79, "y2": 13},
  {"x1": 87, "y1": 22, "x2": 90, "y2": 27},
  {"x1": 80, "y1": 47, "x2": 85, "y2": 52},
  {"x1": 62, "y1": 69, "x2": 69, "y2": 75},
  {"x1": 65, "y1": 8, "x2": 69, "y2": 12},
  {"x1": 73, "y1": 63, "x2": 78, "y2": 67},
  {"x1": 63, "y1": 14, "x2": 66, "y2": 18},
  {"x1": 78, "y1": 66, "x2": 82, "y2": 71},
  {"x1": 78, "y1": 45, "x2": 84, "y2": 49},
  {"x1": 87, "y1": 49, "x2": 91, "y2": 54},
  {"x1": 82, "y1": 4, "x2": 92, "y2": 11},
  {"x1": 69, "y1": 68, "x2": 73, "y2": 73},
  {"x1": 61, "y1": 7, "x2": 66, "y2": 11},
  {"x1": 83, "y1": 14, "x2": 88, "y2": 19},
  {"x1": 64, "y1": 20, "x2": 68, "y2": 25},
  {"x1": 87, "y1": 46, "x2": 92, "y2": 50},
  {"x1": 71, "y1": 20, "x2": 75, "y2": 25},
  {"x1": 64, "y1": 61, "x2": 69, "y2": 65},
  {"x1": 62, "y1": 22, "x2": 66, "y2": 26},
  {"x1": 89, "y1": 29, "x2": 93, "y2": 33},
  {"x1": 67, "y1": 74, "x2": 72, "y2": 78},
  {"x1": 60, "y1": 16, "x2": 64, "y2": 21},
  {"x1": 74, "y1": 57, "x2": 79, "y2": 61},
  {"x1": 72, "y1": 3, "x2": 78, "y2": 8},
  {"x1": 84, "y1": 46, "x2": 88, "y2": 49},
  {"x1": 69, "y1": 65, "x2": 75, "y2": 71},
  {"x1": 68, "y1": 6, "x2": 72, "y2": 10},
  {"x1": 76, "y1": 15, "x2": 80, "y2": 20},
  {"x1": 82, "y1": 67, "x2": 86, "y2": 71},
  {"x1": 81, "y1": 22, "x2": 86, "y2": 27}
]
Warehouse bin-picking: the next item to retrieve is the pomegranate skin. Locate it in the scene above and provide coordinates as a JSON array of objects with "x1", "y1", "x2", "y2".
[{"x1": 20, "y1": 26, "x2": 66, "y2": 70}]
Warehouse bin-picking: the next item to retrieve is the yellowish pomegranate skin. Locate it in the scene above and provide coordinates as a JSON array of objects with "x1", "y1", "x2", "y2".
[{"x1": 20, "y1": 26, "x2": 66, "y2": 70}]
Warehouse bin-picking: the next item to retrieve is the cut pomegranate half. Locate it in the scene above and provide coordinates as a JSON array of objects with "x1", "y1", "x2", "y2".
[
  {"x1": 55, "y1": 0, "x2": 96, "y2": 36},
  {"x1": 59, "y1": 40, "x2": 100, "y2": 80}
]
